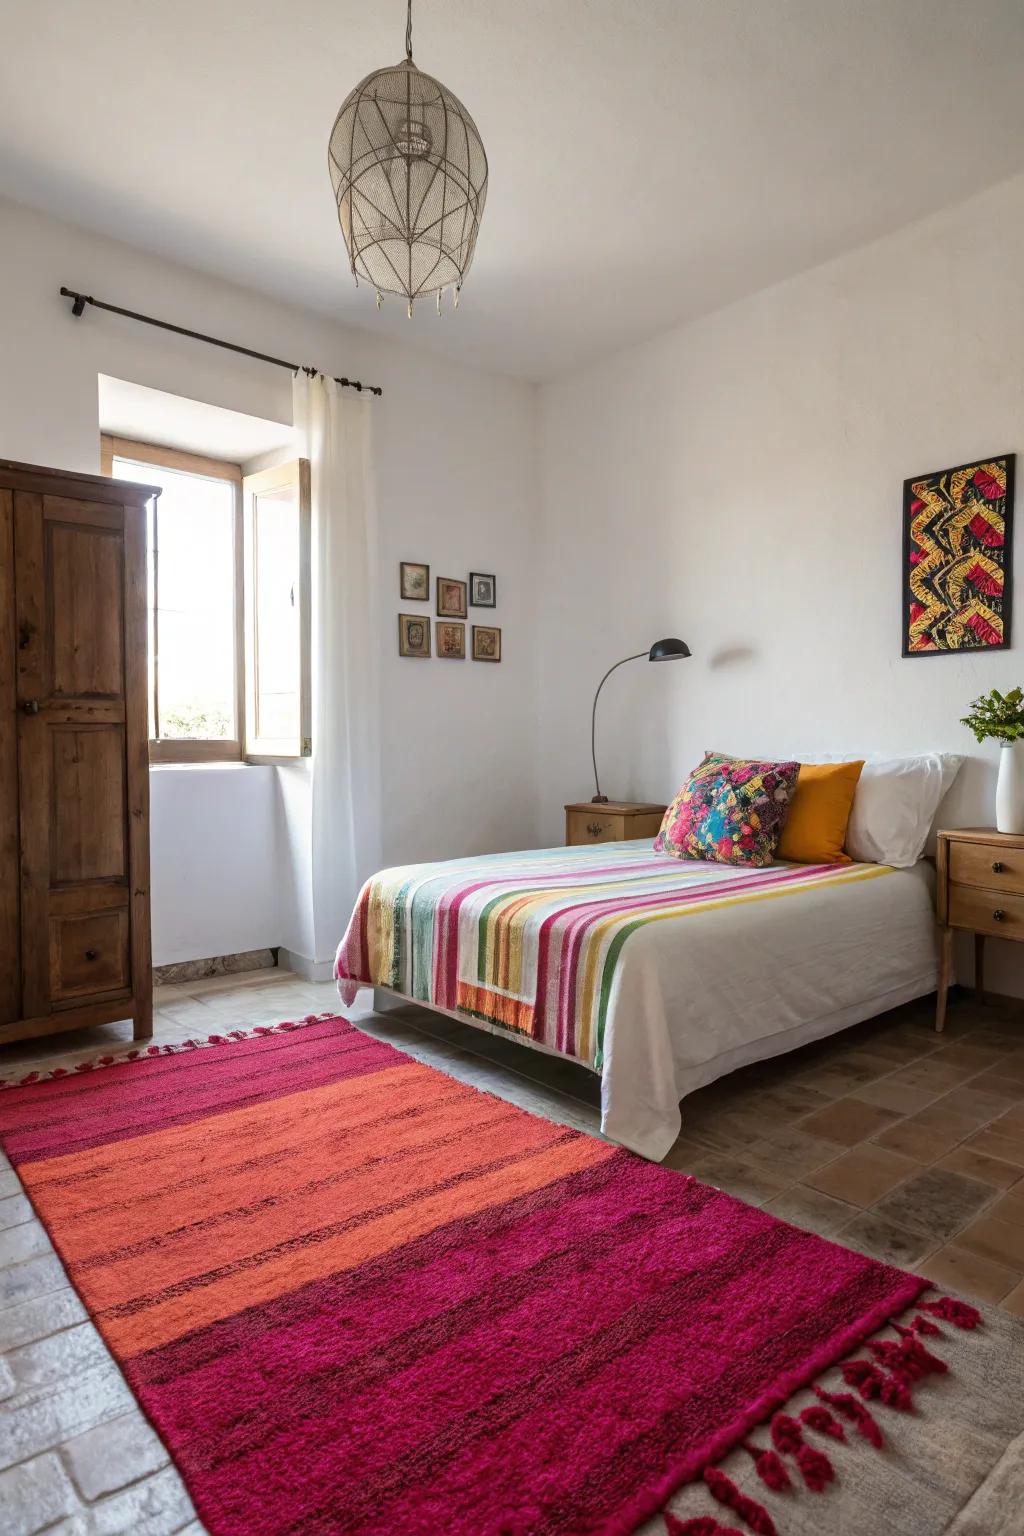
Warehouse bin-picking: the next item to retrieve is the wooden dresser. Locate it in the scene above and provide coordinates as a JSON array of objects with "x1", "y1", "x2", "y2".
[
  {"x1": 935, "y1": 827, "x2": 1024, "y2": 1032},
  {"x1": 0, "y1": 458, "x2": 158, "y2": 1046},
  {"x1": 565, "y1": 801, "x2": 667, "y2": 846}
]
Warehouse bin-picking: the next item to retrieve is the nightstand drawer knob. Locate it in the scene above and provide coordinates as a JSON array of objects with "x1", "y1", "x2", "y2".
[
  {"x1": 993, "y1": 860, "x2": 1005, "y2": 873},
  {"x1": 586, "y1": 821, "x2": 603, "y2": 836},
  {"x1": 993, "y1": 909, "x2": 1007, "y2": 922}
]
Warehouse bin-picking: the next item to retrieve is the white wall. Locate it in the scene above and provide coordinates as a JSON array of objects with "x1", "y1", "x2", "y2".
[
  {"x1": 537, "y1": 171, "x2": 1024, "y2": 994},
  {"x1": 0, "y1": 196, "x2": 541, "y2": 967}
]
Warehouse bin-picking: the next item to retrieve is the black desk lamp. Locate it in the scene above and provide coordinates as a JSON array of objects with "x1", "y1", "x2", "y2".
[{"x1": 590, "y1": 638, "x2": 691, "y2": 803}]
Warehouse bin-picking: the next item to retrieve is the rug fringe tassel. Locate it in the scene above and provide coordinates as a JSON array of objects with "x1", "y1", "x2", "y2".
[
  {"x1": 665, "y1": 1516, "x2": 746, "y2": 1536},
  {"x1": 0, "y1": 1014, "x2": 342, "y2": 1090},
  {"x1": 703, "y1": 1467, "x2": 778, "y2": 1536},
  {"x1": 915, "y1": 1295, "x2": 982, "y2": 1329},
  {"x1": 741, "y1": 1442, "x2": 791, "y2": 1492},
  {"x1": 798, "y1": 1404, "x2": 845, "y2": 1441},
  {"x1": 662, "y1": 1294, "x2": 982, "y2": 1535}
]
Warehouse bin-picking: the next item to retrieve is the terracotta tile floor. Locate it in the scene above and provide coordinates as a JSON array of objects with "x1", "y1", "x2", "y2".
[{"x1": 1, "y1": 970, "x2": 1024, "y2": 1532}]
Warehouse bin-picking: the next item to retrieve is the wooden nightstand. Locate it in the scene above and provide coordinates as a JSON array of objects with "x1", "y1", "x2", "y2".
[
  {"x1": 565, "y1": 801, "x2": 667, "y2": 846},
  {"x1": 936, "y1": 827, "x2": 1024, "y2": 1032}
]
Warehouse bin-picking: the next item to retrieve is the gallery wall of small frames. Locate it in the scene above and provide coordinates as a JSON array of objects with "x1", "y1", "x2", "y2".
[{"x1": 398, "y1": 562, "x2": 501, "y2": 663}]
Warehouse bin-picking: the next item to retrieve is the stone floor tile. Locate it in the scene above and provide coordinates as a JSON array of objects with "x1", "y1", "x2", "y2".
[
  {"x1": 962, "y1": 1122, "x2": 1024, "y2": 1168},
  {"x1": 1001, "y1": 1278, "x2": 1024, "y2": 1317},
  {"x1": 0, "y1": 1451, "x2": 79, "y2": 1536},
  {"x1": 803, "y1": 1144, "x2": 919, "y2": 1207},
  {"x1": 8, "y1": 1322, "x2": 114, "y2": 1396},
  {"x1": 969, "y1": 1071, "x2": 1024, "y2": 1102},
  {"x1": 799, "y1": 1096, "x2": 900, "y2": 1146},
  {"x1": 87, "y1": 1465, "x2": 195, "y2": 1536},
  {"x1": 884, "y1": 1058, "x2": 975, "y2": 1094},
  {"x1": 873, "y1": 1107, "x2": 977, "y2": 1163},
  {"x1": 837, "y1": 1211, "x2": 937, "y2": 1267},
  {"x1": 921, "y1": 1243, "x2": 1021, "y2": 1304},
  {"x1": 853, "y1": 1077, "x2": 943, "y2": 1115},
  {"x1": 746, "y1": 1125, "x2": 842, "y2": 1178},
  {"x1": 0, "y1": 1289, "x2": 86, "y2": 1352},
  {"x1": 762, "y1": 1185, "x2": 858, "y2": 1236},
  {"x1": 952, "y1": 1209, "x2": 1024, "y2": 1271},
  {"x1": 0, "y1": 1221, "x2": 53, "y2": 1270},
  {"x1": 62, "y1": 1406, "x2": 170, "y2": 1501},
  {"x1": 872, "y1": 1167, "x2": 996, "y2": 1241},
  {"x1": 936, "y1": 1145, "x2": 1023, "y2": 1190},
  {"x1": 0, "y1": 1253, "x2": 68, "y2": 1311},
  {"x1": 684, "y1": 1154, "x2": 790, "y2": 1206},
  {"x1": 0, "y1": 1360, "x2": 135, "y2": 1471},
  {"x1": 0, "y1": 1193, "x2": 33, "y2": 1230}
]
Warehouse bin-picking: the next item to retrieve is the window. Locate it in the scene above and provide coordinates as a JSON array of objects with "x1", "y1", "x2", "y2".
[{"x1": 102, "y1": 435, "x2": 310, "y2": 763}]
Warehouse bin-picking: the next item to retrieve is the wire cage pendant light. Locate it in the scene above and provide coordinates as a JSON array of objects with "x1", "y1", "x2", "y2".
[{"x1": 328, "y1": 0, "x2": 488, "y2": 317}]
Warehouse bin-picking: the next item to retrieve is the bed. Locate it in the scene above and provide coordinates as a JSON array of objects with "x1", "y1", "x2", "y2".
[{"x1": 334, "y1": 839, "x2": 938, "y2": 1160}]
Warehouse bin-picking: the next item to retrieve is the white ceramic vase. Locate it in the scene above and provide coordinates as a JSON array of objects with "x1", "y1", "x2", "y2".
[{"x1": 995, "y1": 741, "x2": 1024, "y2": 833}]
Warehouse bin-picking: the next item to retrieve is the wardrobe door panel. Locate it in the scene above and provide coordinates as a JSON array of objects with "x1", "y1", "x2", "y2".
[
  {"x1": 48, "y1": 520, "x2": 125, "y2": 698},
  {"x1": 50, "y1": 725, "x2": 127, "y2": 884},
  {"x1": 0, "y1": 488, "x2": 20, "y2": 1025},
  {"x1": 14, "y1": 492, "x2": 132, "y2": 1020}
]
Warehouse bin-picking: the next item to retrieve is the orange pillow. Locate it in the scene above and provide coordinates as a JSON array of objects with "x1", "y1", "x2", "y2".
[{"x1": 778, "y1": 760, "x2": 864, "y2": 864}]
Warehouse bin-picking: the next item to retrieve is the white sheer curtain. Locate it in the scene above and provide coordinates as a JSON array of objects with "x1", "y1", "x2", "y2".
[{"x1": 292, "y1": 372, "x2": 381, "y2": 966}]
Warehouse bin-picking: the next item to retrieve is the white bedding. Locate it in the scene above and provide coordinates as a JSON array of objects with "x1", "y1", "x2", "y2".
[{"x1": 336, "y1": 841, "x2": 938, "y2": 1160}]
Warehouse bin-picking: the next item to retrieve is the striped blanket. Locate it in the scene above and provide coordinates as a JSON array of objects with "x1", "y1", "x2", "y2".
[{"x1": 335, "y1": 842, "x2": 894, "y2": 1072}]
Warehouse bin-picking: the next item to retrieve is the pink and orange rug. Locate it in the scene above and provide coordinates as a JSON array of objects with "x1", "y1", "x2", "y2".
[{"x1": 0, "y1": 1016, "x2": 978, "y2": 1536}]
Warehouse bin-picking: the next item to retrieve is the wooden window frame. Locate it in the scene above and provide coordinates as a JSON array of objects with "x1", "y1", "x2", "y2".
[{"x1": 101, "y1": 435, "x2": 244, "y2": 764}]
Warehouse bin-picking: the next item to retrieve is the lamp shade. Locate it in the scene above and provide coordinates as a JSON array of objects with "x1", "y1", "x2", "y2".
[{"x1": 648, "y1": 637, "x2": 691, "y2": 662}]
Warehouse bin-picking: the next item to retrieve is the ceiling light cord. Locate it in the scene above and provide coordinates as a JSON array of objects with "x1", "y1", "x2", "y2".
[{"x1": 406, "y1": 0, "x2": 413, "y2": 61}]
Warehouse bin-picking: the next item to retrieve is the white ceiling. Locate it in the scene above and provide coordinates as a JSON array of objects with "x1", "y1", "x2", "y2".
[{"x1": 3, "y1": 1, "x2": 1024, "y2": 381}]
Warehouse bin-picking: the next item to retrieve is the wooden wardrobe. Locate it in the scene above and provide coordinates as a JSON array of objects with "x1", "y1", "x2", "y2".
[{"x1": 0, "y1": 458, "x2": 157, "y2": 1047}]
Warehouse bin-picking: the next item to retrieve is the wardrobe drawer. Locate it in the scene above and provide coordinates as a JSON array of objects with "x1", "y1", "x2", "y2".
[
  {"x1": 50, "y1": 908, "x2": 130, "y2": 1002},
  {"x1": 947, "y1": 883, "x2": 1024, "y2": 940},
  {"x1": 949, "y1": 841, "x2": 1024, "y2": 896}
]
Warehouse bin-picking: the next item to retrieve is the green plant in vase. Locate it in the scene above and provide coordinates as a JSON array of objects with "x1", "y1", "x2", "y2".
[{"x1": 962, "y1": 687, "x2": 1024, "y2": 832}]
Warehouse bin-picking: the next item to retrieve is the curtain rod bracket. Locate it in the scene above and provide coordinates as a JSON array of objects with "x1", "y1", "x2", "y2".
[{"x1": 57, "y1": 286, "x2": 383, "y2": 397}]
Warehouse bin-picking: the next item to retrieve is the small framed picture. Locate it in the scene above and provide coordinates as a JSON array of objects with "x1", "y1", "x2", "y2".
[
  {"x1": 436, "y1": 576, "x2": 467, "y2": 618},
  {"x1": 398, "y1": 613, "x2": 431, "y2": 658},
  {"x1": 400, "y1": 561, "x2": 429, "y2": 601},
  {"x1": 472, "y1": 624, "x2": 501, "y2": 663},
  {"x1": 436, "y1": 620, "x2": 466, "y2": 659},
  {"x1": 470, "y1": 571, "x2": 496, "y2": 607}
]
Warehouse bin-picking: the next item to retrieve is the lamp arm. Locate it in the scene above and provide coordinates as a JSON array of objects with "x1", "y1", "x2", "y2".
[{"x1": 591, "y1": 652, "x2": 646, "y2": 802}]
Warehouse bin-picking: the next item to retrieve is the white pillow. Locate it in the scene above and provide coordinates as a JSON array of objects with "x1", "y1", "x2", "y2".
[{"x1": 845, "y1": 753, "x2": 964, "y2": 867}]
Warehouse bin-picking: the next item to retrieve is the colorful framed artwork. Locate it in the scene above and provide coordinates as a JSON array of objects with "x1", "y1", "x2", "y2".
[
  {"x1": 400, "y1": 561, "x2": 429, "y2": 601},
  {"x1": 470, "y1": 571, "x2": 496, "y2": 607},
  {"x1": 903, "y1": 454, "x2": 1015, "y2": 656},
  {"x1": 436, "y1": 576, "x2": 467, "y2": 618},
  {"x1": 436, "y1": 620, "x2": 466, "y2": 659},
  {"x1": 472, "y1": 624, "x2": 501, "y2": 663},
  {"x1": 398, "y1": 613, "x2": 431, "y2": 658}
]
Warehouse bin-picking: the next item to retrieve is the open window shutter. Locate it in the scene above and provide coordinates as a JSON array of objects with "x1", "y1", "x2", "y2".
[{"x1": 242, "y1": 459, "x2": 311, "y2": 761}]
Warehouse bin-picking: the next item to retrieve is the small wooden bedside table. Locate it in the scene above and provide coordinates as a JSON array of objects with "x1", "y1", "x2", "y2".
[
  {"x1": 935, "y1": 827, "x2": 1024, "y2": 1032},
  {"x1": 565, "y1": 801, "x2": 667, "y2": 846}
]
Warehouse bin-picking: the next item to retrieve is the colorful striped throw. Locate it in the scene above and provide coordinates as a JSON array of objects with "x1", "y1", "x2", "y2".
[
  {"x1": 0, "y1": 1016, "x2": 971, "y2": 1536},
  {"x1": 335, "y1": 841, "x2": 891, "y2": 1068}
]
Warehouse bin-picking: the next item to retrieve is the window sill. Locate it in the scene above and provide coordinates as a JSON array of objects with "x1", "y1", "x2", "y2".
[{"x1": 149, "y1": 761, "x2": 264, "y2": 772}]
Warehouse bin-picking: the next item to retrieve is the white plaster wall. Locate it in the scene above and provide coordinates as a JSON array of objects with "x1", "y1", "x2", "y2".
[
  {"x1": 0, "y1": 197, "x2": 541, "y2": 966},
  {"x1": 536, "y1": 171, "x2": 1024, "y2": 994}
]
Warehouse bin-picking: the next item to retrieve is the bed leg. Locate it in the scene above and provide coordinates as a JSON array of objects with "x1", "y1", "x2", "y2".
[{"x1": 935, "y1": 927, "x2": 952, "y2": 1033}]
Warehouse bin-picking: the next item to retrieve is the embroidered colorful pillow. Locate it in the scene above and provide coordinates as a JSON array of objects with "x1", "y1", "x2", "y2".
[{"x1": 655, "y1": 752, "x2": 801, "y2": 866}]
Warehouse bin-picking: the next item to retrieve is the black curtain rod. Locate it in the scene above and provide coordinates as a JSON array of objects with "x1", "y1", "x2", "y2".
[{"x1": 58, "y1": 286, "x2": 383, "y2": 397}]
